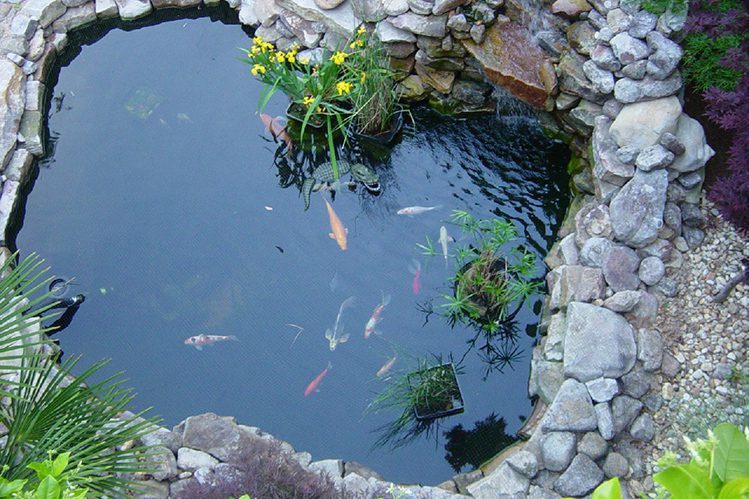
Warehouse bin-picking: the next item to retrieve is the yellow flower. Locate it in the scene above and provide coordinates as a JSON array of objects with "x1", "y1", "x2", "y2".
[
  {"x1": 357, "y1": 25, "x2": 366, "y2": 36},
  {"x1": 253, "y1": 35, "x2": 264, "y2": 45},
  {"x1": 286, "y1": 50, "x2": 297, "y2": 63},
  {"x1": 299, "y1": 56, "x2": 310, "y2": 65},
  {"x1": 251, "y1": 64, "x2": 266, "y2": 75},
  {"x1": 354, "y1": 39, "x2": 364, "y2": 47},
  {"x1": 330, "y1": 51, "x2": 347, "y2": 65},
  {"x1": 251, "y1": 45, "x2": 260, "y2": 55},
  {"x1": 336, "y1": 81, "x2": 352, "y2": 95},
  {"x1": 317, "y1": 106, "x2": 323, "y2": 113},
  {"x1": 349, "y1": 42, "x2": 356, "y2": 49},
  {"x1": 360, "y1": 72, "x2": 366, "y2": 83},
  {"x1": 303, "y1": 95, "x2": 315, "y2": 107},
  {"x1": 276, "y1": 51, "x2": 286, "y2": 63}
]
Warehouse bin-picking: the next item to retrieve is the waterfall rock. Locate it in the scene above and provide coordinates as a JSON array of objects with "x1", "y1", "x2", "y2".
[
  {"x1": 462, "y1": 22, "x2": 556, "y2": 108},
  {"x1": 610, "y1": 169, "x2": 668, "y2": 248},
  {"x1": 0, "y1": 60, "x2": 25, "y2": 170},
  {"x1": 614, "y1": 72, "x2": 682, "y2": 103},
  {"x1": 669, "y1": 113, "x2": 715, "y2": 173},
  {"x1": 389, "y1": 12, "x2": 447, "y2": 37},
  {"x1": 609, "y1": 97, "x2": 681, "y2": 149},
  {"x1": 277, "y1": 0, "x2": 357, "y2": 37}
]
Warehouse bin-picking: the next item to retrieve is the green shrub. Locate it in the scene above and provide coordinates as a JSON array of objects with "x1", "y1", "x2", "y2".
[{"x1": 682, "y1": 33, "x2": 744, "y2": 92}]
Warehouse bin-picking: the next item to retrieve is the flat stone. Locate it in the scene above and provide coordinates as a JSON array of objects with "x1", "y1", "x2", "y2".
[
  {"x1": 95, "y1": 0, "x2": 118, "y2": 17},
  {"x1": 52, "y1": 3, "x2": 96, "y2": 32},
  {"x1": 114, "y1": 0, "x2": 151, "y2": 20},
  {"x1": 542, "y1": 432, "x2": 577, "y2": 471},
  {"x1": 620, "y1": 59, "x2": 648, "y2": 80},
  {"x1": 567, "y1": 20, "x2": 597, "y2": 56},
  {"x1": 628, "y1": 9, "x2": 656, "y2": 38},
  {"x1": 580, "y1": 432, "x2": 609, "y2": 462},
  {"x1": 21, "y1": 0, "x2": 66, "y2": 28},
  {"x1": 177, "y1": 448, "x2": 219, "y2": 471},
  {"x1": 375, "y1": 20, "x2": 416, "y2": 42},
  {"x1": 181, "y1": 413, "x2": 262, "y2": 462},
  {"x1": 151, "y1": 0, "x2": 200, "y2": 8},
  {"x1": 238, "y1": 0, "x2": 259, "y2": 26},
  {"x1": 554, "y1": 454, "x2": 604, "y2": 497},
  {"x1": 19, "y1": 110, "x2": 44, "y2": 156},
  {"x1": 669, "y1": 113, "x2": 715, "y2": 173},
  {"x1": 564, "y1": 302, "x2": 637, "y2": 382},
  {"x1": 590, "y1": 44, "x2": 621, "y2": 72},
  {"x1": 446, "y1": 12, "x2": 470, "y2": 32},
  {"x1": 558, "y1": 51, "x2": 608, "y2": 104},
  {"x1": 10, "y1": 14, "x2": 39, "y2": 40},
  {"x1": 0, "y1": 180, "x2": 21, "y2": 240},
  {"x1": 607, "y1": 8, "x2": 632, "y2": 32},
  {"x1": 466, "y1": 462, "x2": 530, "y2": 498},
  {"x1": 309, "y1": 459, "x2": 344, "y2": 479},
  {"x1": 0, "y1": 59, "x2": 26, "y2": 171},
  {"x1": 541, "y1": 378, "x2": 598, "y2": 432},
  {"x1": 609, "y1": 96, "x2": 681, "y2": 149},
  {"x1": 585, "y1": 377, "x2": 619, "y2": 402},
  {"x1": 630, "y1": 413, "x2": 655, "y2": 441},
  {"x1": 506, "y1": 450, "x2": 539, "y2": 479},
  {"x1": 636, "y1": 144, "x2": 674, "y2": 171},
  {"x1": 610, "y1": 169, "x2": 668, "y2": 248},
  {"x1": 141, "y1": 427, "x2": 182, "y2": 454},
  {"x1": 396, "y1": 74, "x2": 429, "y2": 99},
  {"x1": 279, "y1": 9, "x2": 323, "y2": 47},
  {"x1": 602, "y1": 244, "x2": 641, "y2": 291},
  {"x1": 389, "y1": 12, "x2": 447, "y2": 37},
  {"x1": 277, "y1": 0, "x2": 357, "y2": 38},
  {"x1": 3, "y1": 148, "x2": 33, "y2": 183},
  {"x1": 147, "y1": 446, "x2": 178, "y2": 481},
  {"x1": 603, "y1": 452, "x2": 629, "y2": 478},
  {"x1": 583, "y1": 59, "x2": 614, "y2": 94},
  {"x1": 611, "y1": 395, "x2": 643, "y2": 435},
  {"x1": 544, "y1": 312, "x2": 566, "y2": 361},
  {"x1": 614, "y1": 72, "x2": 682, "y2": 104},
  {"x1": 547, "y1": 265, "x2": 605, "y2": 309},
  {"x1": 432, "y1": 0, "x2": 467, "y2": 15},
  {"x1": 383, "y1": 0, "x2": 409, "y2": 15},
  {"x1": 603, "y1": 290, "x2": 640, "y2": 312},
  {"x1": 415, "y1": 49, "x2": 464, "y2": 71},
  {"x1": 254, "y1": 0, "x2": 280, "y2": 25},
  {"x1": 551, "y1": 0, "x2": 592, "y2": 17},
  {"x1": 350, "y1": 0, "x2": 386, "y2": 21},
  {"x1": 659, "y1": 131, "x2": 685, "y2": 155},
  {"x1": 414, "y1": 62, "x2": 455, "y2": 93},
  {"x1": 462, "y1": 22, "x2": 555, "y2": 108}
]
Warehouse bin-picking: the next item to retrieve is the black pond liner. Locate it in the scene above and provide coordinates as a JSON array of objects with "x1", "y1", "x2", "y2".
[
  {"x1": 347, "y1": 108, "x2": 405, "y2": 146},
  {"x1": 407, "y1": 363, "x2": 465, "y2": 421}
]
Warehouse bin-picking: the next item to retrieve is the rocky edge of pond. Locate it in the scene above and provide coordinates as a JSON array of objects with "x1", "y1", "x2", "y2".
[{"x1": 0, "y1": 0, "x2": 741, "y2": 494}]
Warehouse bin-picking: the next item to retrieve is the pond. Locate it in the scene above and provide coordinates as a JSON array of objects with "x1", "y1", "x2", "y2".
[{"x1": 12, "y1": 7, "x2": 570, "y2": 485}]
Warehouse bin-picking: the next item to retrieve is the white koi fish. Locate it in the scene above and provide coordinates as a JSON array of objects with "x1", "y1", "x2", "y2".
[
  {"x1": 396, "y1": 205, "x2": 442, "y2": 216},
  {"x1": 184, "y1": 334, "x2": 238, "y2": 350},
  {"x1": 325, "y1": 296, "x2": 356, "y2": 351},
  {"x1": 438, "y1": 225, "x2": 454, "y2": 263},
  {"x1": 364, "y1": 292, "x2": 391, "y2": 339}
]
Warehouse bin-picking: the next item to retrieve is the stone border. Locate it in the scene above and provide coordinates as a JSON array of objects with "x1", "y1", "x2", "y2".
[{"x1": 0, "y1": 0, "x2": 715, "y2": 495}]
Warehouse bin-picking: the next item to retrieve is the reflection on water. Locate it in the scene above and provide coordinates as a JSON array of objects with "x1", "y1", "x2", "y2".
[
  {"x1": 12, "y1": 10, "x2": 570, "y2": 484},
  {"x1": 444, "y1": 413, "x2": 519, "y2": 472}
]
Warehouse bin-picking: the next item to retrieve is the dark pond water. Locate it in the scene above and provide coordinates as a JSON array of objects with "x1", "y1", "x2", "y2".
[{"x1": 12, "y1": 8, "x2": 570, "y2": 485}]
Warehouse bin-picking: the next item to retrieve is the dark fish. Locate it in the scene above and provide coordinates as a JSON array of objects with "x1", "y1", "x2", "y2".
[{"x1": 275, "y1": 246, "x2": 284, "y2": 253}]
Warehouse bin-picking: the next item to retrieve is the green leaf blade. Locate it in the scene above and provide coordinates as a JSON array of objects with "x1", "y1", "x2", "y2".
[{"x1": 714, "y1": 422, "x2": 749, "y2": 482}]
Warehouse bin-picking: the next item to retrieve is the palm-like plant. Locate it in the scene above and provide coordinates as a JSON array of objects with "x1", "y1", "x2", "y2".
[{"x1": 0, "y1": 253, "x2": 161, "y2": 495}]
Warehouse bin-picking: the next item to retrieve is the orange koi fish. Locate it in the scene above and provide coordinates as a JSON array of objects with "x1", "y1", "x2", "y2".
[
  {"x1": 364, "y1": 292, "x2": 391, "y2": 338},
  {"x1": 184, "y1": 334, "x2": 238, "y2": 350},
  {"x1": 259, "y1": 113, "x2": 293, "y2": 151},
  {"x1": 324, "y1": 199, "x2": 348, "y2": 251},
  {"x1": 376, "y1": 355, "x2": 397, "y2": 378},
  {"x1": 304, "y1": 362, "x2": 332, "y2": 396}
]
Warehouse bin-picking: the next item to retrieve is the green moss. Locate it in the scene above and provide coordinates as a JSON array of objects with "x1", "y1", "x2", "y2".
[{"x1": 566, "y1": 153, "x2": 586, "y2": 176}]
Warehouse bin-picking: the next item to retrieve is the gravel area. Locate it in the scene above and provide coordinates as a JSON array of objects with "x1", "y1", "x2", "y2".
[{"x1": 643, "y1": 199, "x2": 748, "y2": 485}]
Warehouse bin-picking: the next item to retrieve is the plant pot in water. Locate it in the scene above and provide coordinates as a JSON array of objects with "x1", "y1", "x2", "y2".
[
  {"x1": 457, "y1": 256, "x2": 524, "y2": 327},
  {"x1": 286, "y1": 102, "x2": 325, "y2": 130},
  {"x1": 349, "y1": 109, "x2": 405, "y2": 145},
  {"x1": 407, "y1": 363, "x2": 464, "y2": 421}
]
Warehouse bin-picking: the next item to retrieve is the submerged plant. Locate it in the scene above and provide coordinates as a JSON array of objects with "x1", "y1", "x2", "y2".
[{"x1": 0, "y1": 253, "x2": 160, "y2": 496}]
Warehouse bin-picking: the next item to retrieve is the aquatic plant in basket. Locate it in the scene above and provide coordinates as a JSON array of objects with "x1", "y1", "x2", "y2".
[
  {"x1": 366, "y1": 356, "x2": 464, "y2": 449},
  {"x1": 438, "y1": 211, "x2": 539, "y2": 333}
]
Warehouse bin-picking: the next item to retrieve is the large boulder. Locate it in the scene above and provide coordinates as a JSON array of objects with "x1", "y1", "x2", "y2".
[
  {"x1": 609, "y1": 96, "x2": 681, "y2": 149},
  {"x1": 541, "y1": 378, "x2": 598, "y2": 432},
  {"x1": 669, "y1": 113, "x2": 715, "y2": 173},
  {"x1": 466, "y1": 461, "x2": 530, "y2": 498},
  {"x1": 0, "y1": 60, "x2": 25, "y2": 170},
  {"x1": 277, "y1": 0, "x2": 357, "y2": 37},
  {"x1": 563, "y1": 302, "x2": 637, "y2": 382},
  {"x1": 609, "y1": 169, "x2": 668, "y2": 248},
  {"x1": 462, "y1": 22, "x2": 556, "y2": 108},
  {"x1": 554, "y1": 454, "x2": 604, "y2": 496}
]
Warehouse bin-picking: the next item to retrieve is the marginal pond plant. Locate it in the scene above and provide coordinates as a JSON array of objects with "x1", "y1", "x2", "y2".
[
  {"x1": 0, "y1": 253, "x2": 160, "y2": 496},
  {"x1": 366, "y1": 357, "x2": 464, "y2": 449}
]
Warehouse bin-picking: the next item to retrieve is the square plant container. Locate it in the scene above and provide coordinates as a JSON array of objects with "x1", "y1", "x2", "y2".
[{"x1": 408, "y1": 362, "x2": 465, "y2": 421}]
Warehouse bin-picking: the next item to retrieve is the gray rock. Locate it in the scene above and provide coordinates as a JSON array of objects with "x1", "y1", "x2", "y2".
[
  {"x1": 542, "y1": 432, "x2": 577, "y2": 471},
  {"x1": 602, "y1": 452, "x2": 629, "y2": 478},
  {"x1": 506, "y1": 450, "x2": 539, "y2": 479},
  {"x1": 344, "y1": 462, "x2": 384, "y2": 481},
  {"x1": 607, "y1": 8, "x2": 632, "y2": 32},
  {"x1": 383, "y1": 0, "x2": 409, "y2": 15},
  {"x1": 554, "y1": 454, "x2": 604, "y2": 497},
  {"x1": 678, "y1": 170, "x2": 703, "y2": 190},
  {"x1": 141, "y1": 427, "x2": 182, "y2": 454},
  {"x1": 558, "y1": 51, "x2": 609, "y2": 104},
  {"x1": 590, "y1": 44, "x2": 622, "y2": 72},
  {"x1": 10, "y1": 14, "x2": 39, "y2": 40},
  {"x1": 350, "y1": 0, "x2": 387, "y2": 21},
  {"x1": 559, "y1": 233, "x2": 580, "y2": 266},
  {"x1": 636, "y1": 144, "x2": 674, "y2": 171},
  {"x1": 630, "y1": 413, "x2": 655, "y2": 441},
  {"x1": 638, "y1": 256, "x2": 665, "y2": 286},
  {"x1": 646, "y1": 30, "x2": 682, "y2": 79},
  {"x1": 578, "y1": 432, "x2": 608, "y2": 460},
  {"x1": 568, "y1": 21, "x2": 597, "y2": 56},
  {"x1": 556, "y1": 93, "x2": 581, "y2": 111},
  {"x1": 603, "y1": 290, "x2": 641, "y2": 312},
  {"x1": 614, "y1": 72, "x2": 682, "y2": 103},
  {"x1": 19, "y1": 110, "x2": 44, "y2": 156},
  {"x1": 415, "y1": 49, "x2": 464, "y2": 71},
  {"x1": 544, "y1": 312, "x2": 566, "y2": 361},
  {"x1": 147, "y1": 446, "x2": 178, "y2": 481},
  {"x1": 3, "y1": 148, "x2": 33, "y2": 183},
  {"x1": 663, "y1": 202, "x2": 682, "y2": 234},
  {"x1": 453, "y1": 470, "x2": 483, "y2": 494},
  {"x1": 643, "y1": 392, "x2": 663, "y2": 411},
  {"x1": 602, "y1": 98, "x2": 623, "y2": 118},
  {"x1": 616, "y1": 145, "x2": 639, "y2": 165},
  {"x1": 585, "y1": 377, "x2": 619, "y2": 402},
  {"x1": 542, "y1": 378, "x2": 598, "y2": 432},
  {"x1": 114, "y1": 0, "x2": 151, "y2": 20},
  {"x1": 628, "y1": 10, "x2": 657, "y2": 38},
  {"x1": 713, "y1": 363, "x2": 733, "y2": 379},
  {"x1": 52, "y1": 3, "x2": 96, "y2": 32},
  {"x1": 469, "y1": 24, "x2": 486, "y2": 44},
  {"x1": 603, "y1": 244, "x2": 641, "y2": 291},
  {"x1": 680, "y1": 202, "x2": 706, "y2": 228},
  {"x1": 660, "y1": 351, "x2": 680, "y2": 379},
  {"x1": 278, "y1": 10, "x2": 323, "y2": 47},
  {"x1": 407, "y1": 0, "x2": 433, "y2": 14},
  {"x1": 609, "y1": 96, "x2": 681, "y2": 149},
  {"x1": 389, "y1": 12, "x2": 447, "y2": 37},
  {"x1": 564, "y1": 302, "x2": 637, "y2": 382},
  {"x1": 309, "y1": 459, "x2": 344, "y2": 479},
  {"x1": 181, "y1": 413, "x2": 262, "y2": 462},
  {"x1": 610, "y1": 169, "x2": 668, "y2": 248},
  {"x1": 683, "y1": 226, "x2": 705, "y2": 249},
  {"x1": 579, "y1": 237, "x2": 614, "y2": 267},
  {"x1": 595, "y1": 402, "x2": 615, "y2": 440},
  {"x1": 528, "y1": 485, "x2": 562, "y2": 499},
  {"x1": 570, "y1": 100, "x2": 604, "y2": 131},
  {"x1": 583, "y1": 60, "x2": 614, "y2": 94},
  {"x1": 177, "y1": 448, "x2": 219, "y2": 471},
  {"x1": 621, "y1": 367, "x2": 653, "y2": 398},
  {"x1": 21, "y1": 0, "x2": 66, "y2": 28},
  {"x1": 0, "y1": 57, "x2": 26, "y2": 170},
  {"x1": 612, "y1": 395, "x2": 643, "y2": 435},
  {"x1": 529, "y1": 358, "x2": 565, "y2": 404},
  {"x1": 341, "y1": 473, "x2": 370, "y2": 496},
  {"x1": 466, "y1": 462, "x2": 530, "y2": 497},
  {"x1": 660, "y1": 130, "x2": 685, "y2": 155},
  {"x1": 375, "y1": 21, "x2": 417, "y2": 43},
  {"x1": 652, "y1": 275, "x2": 678, "y2": 296},
  {"x1": 547, "y1": 265, "x2": 605, "y2": 309},
  {"x1": 610, "y1": 32, "x2": 648, "y2": 64},
  {"x1": 575, "y1": 201, "x2": 614, "y2": 246},
  {"x1": 446, "y1": 12, "x2": 470, "y2": 32},
  {"x1": 277, "y1": 0, "x2": 357, "y2": 38},
  {"x1": 432, "y1": 0, "x2": 467, "y2": 15}
]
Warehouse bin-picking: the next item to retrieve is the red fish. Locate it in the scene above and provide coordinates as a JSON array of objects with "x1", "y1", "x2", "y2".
[
  {"x1": 184, "y1": 334, "x2": 238, "y2": 350},
  {"x1": 364, "y1": 292, "x2": 391, "y2": 338},
  {"x1": 304, "y1": 362, "x2": 332, "y2": 397},
  {"x1": 259, "y1": 113, "x2": 293, "y2": 151},
  {"x1": 409, "y1": 260, "x2": 421, "y2": 295}
]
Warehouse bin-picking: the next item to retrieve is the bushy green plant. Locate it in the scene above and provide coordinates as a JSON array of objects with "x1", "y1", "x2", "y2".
[
  {"x1": 654, "y1": 422, "x2": 749, "y2": 498},
  {"x1": 0, "y1": 253, "x2": 160, "y2": 496},
  {"x1": 0, "y1": 452, "x2": 88, "y2": 499},
  {"x1": 439, "y1": 211, "x2": 540, "y2": 332},
  {"x1": 638, "y1": 0, "x2": 687, "y2": 15},
  {"x1": 682, "y1": 33, "x2": 744, "y2": 91}
]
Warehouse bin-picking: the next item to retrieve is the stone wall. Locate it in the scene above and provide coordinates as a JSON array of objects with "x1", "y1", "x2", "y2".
[{"x1": 0, "y1": 0, "x2": 716, "y2": 495}]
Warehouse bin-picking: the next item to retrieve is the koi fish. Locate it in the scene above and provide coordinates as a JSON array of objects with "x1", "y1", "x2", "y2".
[
  {"x1": 364, "y1": 292, "x2": 391, "y2": 338},
  {"x1": 183, "y1": 334, "x2": 238, "y2": 350},
  {"x1": 324, "y1": 199, "x2": 348, "y2": 251},
  {"x1": 438, "y1": 225, "x2": 454, "y2": 263},
  {"x1": 259, "y1": 113, "x2": 293, "y2": 151},
  {"x1": 304, "y1": 362, "x2": 332, "y2": 396},
  {"x1": 409, "y1": 260, "x2": 422, "y2": 295},
  {"x1": 397, "y1": 205, "x2": 441, "y2": 216},
  {"x1": 376, "y1": 355, "x2": 397, "y2": 378},
  {"x1": 325, "y1": 296, "x2": 356, "y2": 350}
]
